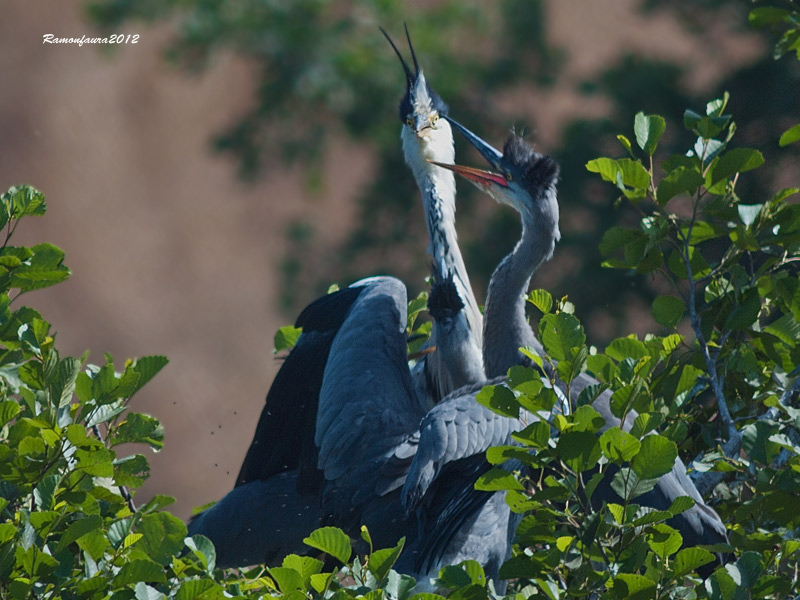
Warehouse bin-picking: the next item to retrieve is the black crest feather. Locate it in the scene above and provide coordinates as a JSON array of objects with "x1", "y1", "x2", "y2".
[
  {"x1": 427, "y1": 274, "x2": 464, "y2": 320},
  {"x1": 502, "y1": 134, "x2": 559, "y2": 190}
]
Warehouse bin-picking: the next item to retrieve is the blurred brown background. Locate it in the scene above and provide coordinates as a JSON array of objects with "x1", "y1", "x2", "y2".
[{"x1": 0, "y1": 0, "x2": 774, "y2": 518}]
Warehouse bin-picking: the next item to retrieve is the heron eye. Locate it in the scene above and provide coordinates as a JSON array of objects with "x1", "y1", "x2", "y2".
[
  {"x1": 405, "y1": 116, "x2": 414, "y2": 127},
  {"x1": 430, "y1": 113, "x2": 440, "y2": 125},
  {"x1": 505, "y1": 173, "x2": 513, "y2": 182}
]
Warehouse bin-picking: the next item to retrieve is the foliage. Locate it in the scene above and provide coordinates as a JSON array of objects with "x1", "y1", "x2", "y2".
[
  {"x1": 0, "y1": 184, "x2": 483, "y2": 600},
  {"x1": 479, "y1": 95, "x2": 800, "y2": 597}
]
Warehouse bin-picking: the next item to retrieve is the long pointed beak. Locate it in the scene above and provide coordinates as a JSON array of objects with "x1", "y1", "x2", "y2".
[
  {"x1": 444, "y1": 115, "x2": 504, "y2": 172},
  {"x1": 429, "y1": 160, "x2": 509, "y2": 188}
]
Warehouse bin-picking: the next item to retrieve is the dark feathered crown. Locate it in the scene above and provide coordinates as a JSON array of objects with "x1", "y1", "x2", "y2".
[
  {"x1": 502, "y1": 135, "x2": 559, "y2": 191},
  {"x1": 380, "y1": 25, "x2": 449, "y2": 122}
]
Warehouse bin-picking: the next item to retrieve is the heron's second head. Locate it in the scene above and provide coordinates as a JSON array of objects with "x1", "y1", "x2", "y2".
[
  {"x1": 381, "y1": 26, "x2": 453, "y2": 166},
  {"x1": 432, "y1": 117, "x2": 560, "y2": 243}
]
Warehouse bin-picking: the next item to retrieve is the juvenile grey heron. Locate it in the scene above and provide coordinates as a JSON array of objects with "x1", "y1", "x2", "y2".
[
  {"x1": 402, "y1": 119, "x2": 729, "y2": 579},
  {"x1": 188, "y1": 27, "x2": 484, "y2": 567}
]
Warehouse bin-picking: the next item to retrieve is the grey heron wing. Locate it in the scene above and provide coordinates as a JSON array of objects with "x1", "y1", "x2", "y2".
[
  {"x1": 188, "y1": 471, "x2": 321, "y2": 568},
  {"x1": 400, "y1": 377, "x2": 523, "y2": 512},
  {"x1": 315, "y1": 277, "x2": 428, "y2": 523},
  {"x1": 235, "y1": 284, "x2": 369, "y2": 493}
]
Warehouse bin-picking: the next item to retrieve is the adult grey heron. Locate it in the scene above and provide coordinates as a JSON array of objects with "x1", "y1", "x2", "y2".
[
  {"x1": 188, "y1": 27, "x2": 483, "y2": 567},
  {"x1": 401, "y1": 119, "x2": 729, "y2": 579}
]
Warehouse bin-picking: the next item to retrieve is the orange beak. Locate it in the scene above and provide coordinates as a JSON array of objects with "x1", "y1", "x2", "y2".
[{"x1": 428, "y1": 160, "x2": 509, "y2": 188}]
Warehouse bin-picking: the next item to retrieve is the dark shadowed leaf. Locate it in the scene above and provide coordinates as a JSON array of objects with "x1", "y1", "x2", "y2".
[
  {"x1": 652, "y1": 295, "x2": 684, "y2": 328},
  {"x1": 656, "y1": 166, "x2": 703, "y2": 205},
  {"x1": 557, "y1": 431, "x2": 601, "y2": 473}
]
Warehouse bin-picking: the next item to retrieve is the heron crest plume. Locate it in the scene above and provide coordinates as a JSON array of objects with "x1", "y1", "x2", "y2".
[{"x1": 380, "y1": 24, "x2": 448, "y2": 123}]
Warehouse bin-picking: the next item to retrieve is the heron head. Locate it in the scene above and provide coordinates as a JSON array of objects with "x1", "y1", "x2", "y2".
[
  {"x1": 381, "y1": 25, "x2": 449, "y2": 141},
  {"x1": 432, "y1": 117, "x2": 560, "y2": 227}
]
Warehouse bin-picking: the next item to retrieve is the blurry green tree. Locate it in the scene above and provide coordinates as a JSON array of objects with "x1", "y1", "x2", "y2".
[{"x1": 85, "y1": 0, "x2": 800, "y2": 341}]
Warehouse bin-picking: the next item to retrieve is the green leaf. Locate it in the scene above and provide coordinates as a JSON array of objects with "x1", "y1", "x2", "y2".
[
  {"x1": 612, "y1": 573, "x2": 656, "y2": 600},
  {"x1": 475, "y1": 385, "x2": 519, "y2": 419},
  {"x1": 764, "y1": 314, "x2": 800, "y2": 347},
  {"x1": 134, "y1": 582, "x2": 166, "y2": 600},
  {"x1": 737, "y1": 204, "x2": 763, "y2": 227},
  {"x1": 599, "y1": 427, "x2": 641, "y2": 463},
  {"x1": 511, "y1": 421, "x2": 551, "y2": 450},
  {"x1": 385, "y1": 571, "x2": 417, "y2": 600},
  {"x1": 539, "y1": 312, "x2": 585, "y2": 363},
  {"x1": 617, "y1": 134, "x2": 633, "y2": 155},
  {"x1": 779, "y1": 123, "x2": 800, "y2": 147},
  {"x1": 176, "y1": 579, "x2": 222, "y2": 600},
  {"x1": 76, "y1": 529, "x2": 107, "y2": 560},
  {"x1": 129, "y1": 355, "x2": 168, "y2": 395},
  {"x1": 136, "y1": 512, "x2": 187, "y2": 566},
  {"x1": 274, "y1": 325, "x2": 302, "y2": 353},
  {"x1": 0, "y1": 400, "x2": 20, "y2": 427},
  {"x1": 475, "y1": 468, "x2": 524, "y2": 491},
  {"x1": 113, "y1": 412, "x2": 164, "y2": 450},
  {"x1": 57, "y1": 514, "x2": 103, "y2": 551},
  {"x1": 656, "y1": 166, "x2": 704, "y2": 206},
  {"x1": 632, "y1": 435, "x2": 677, "y2": 479},
  {"x1": 674, "y1": 547, "x2": 715, "y2": 577},
  {"x1": 557, "y1": 431, "x2": 602, "y2": 473},
  {"x1": 269, "y1": 567, "x2": 306, "y2": 594},
  {"x1": 647, "y1": 523, "x2": 682, "y2": 559},
  {"x1": 749, "y1": 7, "x2": 790, "y2": 27},
  {"x1": 599, "y1": 226, "x2": 642, "y2": 257},
  {"x1": 587, "y1": 157, "x2": 649, "y2": 192},
  {"x1": 9, "y1": 243, "x2": 70, "y2": 293},
  {"x1": 606, "y1": 336, "x2": 647, "y2": 361},
  {"x1": 368, "y1": 537, "x2": 405, "y2": 583},
  {"x1": 741, "y1": 420, "x2": 779, "y2": 464},
  {"x1": 7, "y1": 185, "x2": 46, "y2": 219},
  {"x1": 724, "y1": 288, "x2": 761, "y2": 331},
  {"x1": 668, "y1": 495, "x2": 695, "y2": 515},
  {"x1": 634, "y1": 112, "x2": 666, "y2": 155},
  {"x1": 303, "y1": 527, "x2": 351, "y2": 564},
  {"x1": 651, "y1": 295, "x2": 684, "y2": 328},
  {"x1": 707, "y1": 148, "x2": 765, "y2": 192},
  {"x1": 115, "y1": 558, "x2": 167, "y2": 585},
  {"x1": 526, "y1": 289, "x2": 552, "y2": 314}
]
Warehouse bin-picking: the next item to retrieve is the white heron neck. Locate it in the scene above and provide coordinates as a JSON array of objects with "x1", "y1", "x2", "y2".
[{"x1": 401, "y1": 124, "x2": 482, "y2": 343}]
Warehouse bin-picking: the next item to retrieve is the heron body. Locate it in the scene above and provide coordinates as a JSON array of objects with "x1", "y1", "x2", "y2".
[
  {"x1": 188, "y1": 29, "x2": 485, "y2": 568},
  {"x1": 404, "y1": 120, "x2": 728, "y2": 581}
]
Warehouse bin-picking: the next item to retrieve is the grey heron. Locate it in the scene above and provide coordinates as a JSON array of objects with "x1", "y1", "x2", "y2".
[
  {"x1": 188, "y1": 27, "x2": 484, "y2": 567},
  {"x1": 402, "y1": 119, "x2": 729, "y2": 580}
]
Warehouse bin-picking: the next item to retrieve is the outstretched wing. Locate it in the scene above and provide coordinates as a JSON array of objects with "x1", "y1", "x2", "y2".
[
  {"x1": 188, "y1": 471, "x2": 321, "y2": 568},
  {"x1": 315, "y1": 276, "x2": 429, "y2": 529},
  {"x1": 235, "y1": 284, "x2": 369, "y2": 493}
]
